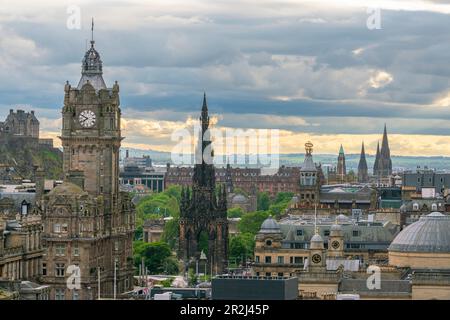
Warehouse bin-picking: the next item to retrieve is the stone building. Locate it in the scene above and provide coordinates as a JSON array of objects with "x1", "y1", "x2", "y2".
[
  {"x1": 252, "y1": 214, "x2": 398, "y2": 278},
  {"x1": 388, "y1": 212, "x2": 450, "y2": 299},
  {"x1": 0, "y1": 213, "x2": 43, "y2": 282},
  {"x1": 178, "y1": 94, "x2": 228, "y2": 274},
  {"x1": 0, "y1": 109, "x2": 39, "y2": 139},
  {"x1": 38, "y1": 32, "x2": 135, "y2": 300}
]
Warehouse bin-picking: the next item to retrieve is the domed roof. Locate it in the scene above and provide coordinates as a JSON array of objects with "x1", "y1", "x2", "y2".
[
  {"x1": 331, "y1": 223, "x2": 343, "y2": 231},
  {"x1": 311, "y1": 233, "x2": 324, "y2": 243},
  {"x1": 48, "y1": 182, "x2": 87, "y2": 197},
  {"x1": 232, "y1": 194, "x2": 247, "y2": 204},
  {"x1": 259, "y1": 216, "x2": 281, "y2": 233},
  {"x1": 389, "y1": 212, "x2": 450, "y2": 253}
]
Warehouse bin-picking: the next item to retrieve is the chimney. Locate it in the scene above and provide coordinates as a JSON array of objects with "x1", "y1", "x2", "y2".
[
  {"x1": 31, "y1": 110, "x2": 35, "y2": 115},
  {"x1": 9, "y1": 109, "x2": 13, "y2": 114},
  {"x1": 66, "y1": 170, "x2": 85, "y2": 190}
]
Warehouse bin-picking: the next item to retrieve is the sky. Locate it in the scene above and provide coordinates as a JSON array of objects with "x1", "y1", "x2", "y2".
[{"x1": 1, "y1": 0, "x2": 450, "y2": 156}]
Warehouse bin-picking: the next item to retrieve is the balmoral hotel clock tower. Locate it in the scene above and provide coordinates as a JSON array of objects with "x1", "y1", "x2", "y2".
[{"x1": 40, "y1": 24, "x2": 135, "y2": 300}]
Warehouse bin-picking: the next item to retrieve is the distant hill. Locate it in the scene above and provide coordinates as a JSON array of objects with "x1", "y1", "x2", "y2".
[
  {"x1": 0, "y1": 135, "x2": 63, "y2": 180},
  {"x1": 121, "y1": 148, "x2": 450, "y2": 172}
]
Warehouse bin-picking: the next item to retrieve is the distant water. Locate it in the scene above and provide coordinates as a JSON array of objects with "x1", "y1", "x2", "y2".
[{"x1": 120, "y1": 148, "x2": 450, "y2": 172}]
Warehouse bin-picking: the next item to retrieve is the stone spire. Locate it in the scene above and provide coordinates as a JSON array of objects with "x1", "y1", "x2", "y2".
[
  {"x1": 358, "y1": 141, "x2": 369, "y2": 183},
  {"x1": 77, "y1": 18, "x2": 107, "y2": 91},
  {"x1": 373, "y1": 141, "x2": 380, "y2": 176},
  {"x1": 381, "y1": 124, "x2": 391, "y2": 159}
]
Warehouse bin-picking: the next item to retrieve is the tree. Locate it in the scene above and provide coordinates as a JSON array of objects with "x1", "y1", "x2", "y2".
[
  {"x1": 133, "y1": 241, "x2": 174, "y2": 274},
  {"x1": 257, "y1": 192, "x2": 270, "y2": 211},
  {"x1": 229, "y1": 232, "x2": 255, "y2": 265},
  {"x1": 237, "y1": 211, "x2": 270, "y2": 235},
  {"x1": 227, "y1": 207, "x2": 244, "y2": 218},
  {"x1": 161, "y1": 217, "x2": 179, "y2": 250}
]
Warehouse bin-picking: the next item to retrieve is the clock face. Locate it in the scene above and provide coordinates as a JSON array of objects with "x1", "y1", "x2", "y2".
[
  {"x1": 79, "y1": 110, "x2": 96, "y2": 128},
  {"x1": 311, "y1": 254, "x2": 322, "y2": 264},
  {"x1": 331, "y1": 240, "x2": 341, "y2": 249}
]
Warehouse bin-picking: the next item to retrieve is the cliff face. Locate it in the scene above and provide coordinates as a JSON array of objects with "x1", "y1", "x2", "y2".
[{"x1": 0, "y1": 135, "x2": 63, "y2": 180}]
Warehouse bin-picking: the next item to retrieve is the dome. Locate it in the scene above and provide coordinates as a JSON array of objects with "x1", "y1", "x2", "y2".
[
  {"x1": 259, "y1": 216, "x2": 281, "y2": 233},
  {"x1": 48, "y1": 182, "x2": 87, "y2": 197},
  {"x1": 232, "y1": 194, "x2": 247, "y2": 204},
  {"x1": 311, "y1": 233, "x2": 324, "y2": 243},
  {"x1": 389, "y1": 212, "x2": 450, "y2": 253},
  {"x1": 310, "y1": 233, "x2": 324, "y2": 249},
  {"x1": 330, "y1": 223, "x2": 343, "y2": 236}
]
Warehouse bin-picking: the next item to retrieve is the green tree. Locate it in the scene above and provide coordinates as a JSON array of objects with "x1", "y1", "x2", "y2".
[
  {"x1": 227, "y1": 207, "x2": 244, "y2": 218},
  {"x1": 134, "y1": 241, "x2": 173, "y2": 274},
  {"x1": 161, "y1": 217, "x2": 180, "y2": 250},
  {"x1": 237, "y1": 211, "x2": 270, "y2": 235},
  {"x1": 257, "y1": 192, "x2": 270, "y2": 211},
  {"x1": 229, "y1": 233, "x2": 255, "y2": 265}
]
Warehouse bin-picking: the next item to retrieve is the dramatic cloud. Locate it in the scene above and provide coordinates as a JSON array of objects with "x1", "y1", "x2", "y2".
[{"x1": 1, "y1": 0, "x2": 450, "y2": 156}]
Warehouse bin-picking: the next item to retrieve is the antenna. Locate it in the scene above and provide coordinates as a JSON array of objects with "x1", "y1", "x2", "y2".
[{"x1": 314, "y1": 202, "x2": 318, "y2": 234}]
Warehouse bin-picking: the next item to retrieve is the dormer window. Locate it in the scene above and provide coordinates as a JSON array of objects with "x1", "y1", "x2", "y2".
[{"x1": 265, "y1": 239, "x2": 272, "y2": 246}]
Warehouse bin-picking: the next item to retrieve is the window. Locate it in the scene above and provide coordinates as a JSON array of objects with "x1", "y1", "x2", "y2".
[
  {"x1": 265, "y1": 272, "x2": 271, "y2": 277},
  {"x1": 324, "y1": 230, "x2": 330, "y2": 237},
  {"x1": 278, "y1": 273, "x2": 284, "y2": 277},
  {"x1": 296, "y1": 230, "x2": 303, "y2": 236},
  {"x1": 73, "y1": 244, "x2": 79, "y2": 256},
  {"x1": 265, "y1": 239, "x2": 272, "y2": 246},
  {"x1": 56, "y1": 263, "x2": 65, "y2": 277},
  {"x1": 42, "y1": 263, "x2": 47, "y2": 276},
  {"x1": 115, "y1": 241, "x2": 119, "y2": 251},
  {"x1": 53, "y1": 224, "x2": 61, "y2": 233},
  {"x1": 55, "y1": 289, "x2": 65, "y2": 300},
  {"x1": 72, "y1": 291, "x2": 79, "y2": 301},
  {"x1": 256, "y1": 272, "x2": 260, "y2": 277},
  {"x1": 265, "y1": 256, "x2": 272, "y2": 264},
  {"x1": 277, "y1": 256, "x2": 284, "y2": 264},
  {"x1": 55, "y1": 244, "x2": 66, "y2": 256},
  {"x1": 294, "y1": 257, "x2": 303, "y2": 264},
  {"x1": 352, "y1": 230, "x2": 360, "y2": 237},
  {"x1": 255, "y1": 256, "x2": 260, "y2": 263},
  {"x1": 61, "y1": 224, "x2": 68, "y2": 233}
]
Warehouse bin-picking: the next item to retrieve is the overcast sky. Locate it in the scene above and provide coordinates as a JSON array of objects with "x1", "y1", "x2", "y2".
[{"x1": 1, "y1": 0, "x2": 450, "y2": 156}]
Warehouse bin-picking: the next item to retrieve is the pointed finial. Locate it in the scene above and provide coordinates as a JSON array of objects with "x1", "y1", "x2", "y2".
[
  {"x1": 202, "y1": 92, "x2": 207, "y2": 111},
  {"x1": 91, "y1": 17, "x2": 94, "y2": 43}
]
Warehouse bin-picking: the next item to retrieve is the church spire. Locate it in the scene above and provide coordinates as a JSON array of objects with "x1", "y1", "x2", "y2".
[
  {"x1": 381, "y1": 123, "x2": 390, "y2": 158},
  {"x1": 358, "y1": 141, "x2": 369, "y2": 183}
]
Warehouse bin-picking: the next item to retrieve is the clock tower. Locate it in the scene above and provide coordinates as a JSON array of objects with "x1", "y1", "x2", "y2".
[
  {"x1": 39, "y1": 25, "x2": 135, "y2": 299},
  {"x1": 61, "y1": 35, "x2": 121, "y2": 222},
  {"x1": 328, "y1": 222, "x2": 344, "y2": 259},
  {"x1": 308, "y1": 231, "x2": 327, "y2": 272}
]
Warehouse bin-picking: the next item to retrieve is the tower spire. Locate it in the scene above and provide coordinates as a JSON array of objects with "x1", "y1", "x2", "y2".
[{"x1": 91, "y1": 17, "x2": 94, "y2": 44}]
